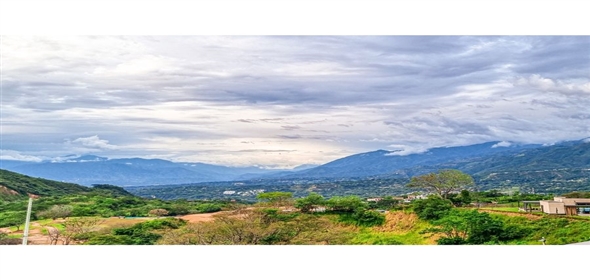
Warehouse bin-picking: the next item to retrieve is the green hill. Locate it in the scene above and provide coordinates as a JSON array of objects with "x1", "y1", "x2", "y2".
[{"x1": 0, "y1": 169, "x2": 91, "y2": 200}]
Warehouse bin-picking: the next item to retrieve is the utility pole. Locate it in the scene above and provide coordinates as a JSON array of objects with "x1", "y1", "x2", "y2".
[{"x1": 22, "y1": 197, "x2": 33, "y2": 245}]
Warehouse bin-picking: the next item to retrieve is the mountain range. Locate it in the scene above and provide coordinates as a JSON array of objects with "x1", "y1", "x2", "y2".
[
  {"x1": 0, "y1": 155, "x2": 318, "y2": 186},
  {"x1": 1, "y1": 139, "x2": 589, "y2": 189}
]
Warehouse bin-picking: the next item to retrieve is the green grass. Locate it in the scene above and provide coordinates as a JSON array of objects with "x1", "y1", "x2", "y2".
[
  {"x1": 349, "y1": 212, "x2": 436, "y2": 245},
  {"x1": 480, "y1": 207, "x2": 520, "y2": 212}
]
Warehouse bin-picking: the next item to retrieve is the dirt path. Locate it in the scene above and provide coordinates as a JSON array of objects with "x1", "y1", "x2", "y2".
[
  {"x1": 26, "y1": 222, "x2": 52, "y2": 245},
  {"x1": 179, "y1": 212, "x2": 219, "y2": 223},
  {"x1": 0, "y1": 221, "x2": 52, "y2": 245}
]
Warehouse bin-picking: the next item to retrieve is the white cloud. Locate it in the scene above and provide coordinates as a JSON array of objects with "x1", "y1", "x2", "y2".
[
  {"x1": 492, "y1": 141, "x2": 512, "y2": 148},
  {"x1": 70, "y1": 135, "x2": 118, "y2": 150},
  {"x1": 385, "y1": 145, "x2": 430, "y2": 156},
  {"x1": 0, "y1": 150, "x2": 44, "y2": 162},
  {"x1": 513, "y1": 74, "x2": 590, "y2": 95}
]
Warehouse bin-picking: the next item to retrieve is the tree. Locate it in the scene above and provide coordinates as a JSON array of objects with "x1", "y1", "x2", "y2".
[
  {"x1": 367, "y1": 196, "x2": 401, "y2": 210},
  {"x1": 449, "y1": 190, "x2": 473, "y2": 207},
  {"x1": 148, "y1": 208, "x2": 169, "y2": 217},
  {"x1": 412, "y1": 196, "x2": 453, "y2": 221},
  {"x1": 37, "y1": 205, "x2": 73, "y2": 220},
  {"x1": 256, "y1": 192, "x2": 293, "y2": 207},
  {"x1": 325, "y1": 196, "x2": 367, "y2": 213},
  {"x1": 423, "y1": 209, "x2": 525, "y2": 245},
  {"x1": 47, "y1": 227, "x2": 61, "y2": 245},
  {"x1": 61, "y1": 217, "x2": 103, "y2": 245},
  {"x1": 3, "y1": 213, "x2": 26, "y2": 231},
  {"x1": 407, "y1": 169, "x2": 475, "y2": 199},
  {"x1": 350, "y1": 209, "x2": 386, "y2": 227},
  {"x1": 294, "y1": 192, "x2": 325, "y2": 213}
]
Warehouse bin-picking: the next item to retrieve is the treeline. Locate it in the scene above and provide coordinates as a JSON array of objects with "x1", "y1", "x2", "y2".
[
  {"x1": 412, "y1": 195, "x2": 590, "y2": 245},
  {"x1": 0, "y1": 192, "x2": 233, "y2": 229}
]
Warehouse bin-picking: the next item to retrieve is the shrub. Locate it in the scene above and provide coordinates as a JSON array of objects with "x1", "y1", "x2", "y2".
[{"x1": 412, "y1": 196, "x2": 453, "y2": 221}]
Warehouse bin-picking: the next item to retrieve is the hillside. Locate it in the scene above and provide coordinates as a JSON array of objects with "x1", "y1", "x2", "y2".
[
  {"x1": 0, "y1": 169, "x2": 91, "y2": 200},
  {"x1": 394, "y1": 139, "x2": 590, "y2": 193},
  {"x1": 125, "y1": 139, "x2": 590, "y2": 200},
  {"x1": 272, "y1": 141, "x2": 541, "y2": 179}
]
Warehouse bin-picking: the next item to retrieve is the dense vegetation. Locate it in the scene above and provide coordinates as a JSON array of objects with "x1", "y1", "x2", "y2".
[
  {"x1": 0, "y1": 169, "x2": 90, "y2": 200},
  {"x1": 0, "y1": 190, "x2": 232, "y2": 229},
  {"x1": 125, "y1": 168, "x2": 588, "y2": 201},
  {"x1": 1, "y1": 169, "x2": 589, "y2": 245}
]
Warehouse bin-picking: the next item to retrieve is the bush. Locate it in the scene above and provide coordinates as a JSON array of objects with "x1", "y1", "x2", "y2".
[
  {"x1": 196, "y1": 203, "x2": 221, "y2": 213},
  {"x1": 437, "y1": 237, "x2": 467, "y2": 245},
  {"x1": 352, "y1": 210, "x2": 386, "y2": 227},
  {"x1": 148, "y1": 208, "x2": 169, "y2": 217},
  {"x1": 412, "y1": 196, "x2": 453, "y2": 221}
]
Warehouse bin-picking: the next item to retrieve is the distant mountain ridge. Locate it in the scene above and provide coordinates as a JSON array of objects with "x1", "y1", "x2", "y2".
[
  {"x1": 123, "y1": 139, "x2": 590, "y2": 200},
  {"x1": 0, "y1": 156, "x2": 310, "y2": 186},
  {"x1": 269, "y1": 141, "x2": 543, "y2": 179},
  {"x1": 2, "y1": 139, "x2": 588, "y2": 188}
]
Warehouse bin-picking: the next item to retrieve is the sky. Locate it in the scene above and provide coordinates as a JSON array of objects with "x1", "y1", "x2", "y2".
[
  {"x1": 1, "y1": 35, "x2": 589, "y2": 167},
  {"x1": 1, "y1": 1, "x2": 589, "y2": 169}
]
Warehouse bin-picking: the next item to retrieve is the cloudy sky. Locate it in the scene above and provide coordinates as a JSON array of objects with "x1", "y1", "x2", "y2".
[{"x1": 1, "y1": 36, "x2": 589, "y2": 167}]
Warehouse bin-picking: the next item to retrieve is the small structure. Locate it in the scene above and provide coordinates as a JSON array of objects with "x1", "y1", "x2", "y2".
[
  {"x1": 520, "y1": 201, "x2": 542, "y2": 212},
  {"x1": 521, "y1": 197, "x2": 590, "y2": 216}
]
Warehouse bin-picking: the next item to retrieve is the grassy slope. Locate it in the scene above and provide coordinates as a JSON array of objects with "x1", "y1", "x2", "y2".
[
  {"x1": 0, "y1": 169, "x2": 90, "y2": 200},
  {"x1": 349, "y1": 208, "x2": 590, "y2": 245},
  {"x1": 350, "y1": 210, "x2": 439, "y2": 245}
]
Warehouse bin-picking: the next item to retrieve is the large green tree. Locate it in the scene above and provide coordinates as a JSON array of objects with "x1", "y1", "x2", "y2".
[
  {"x1": 407, "y1": 169, "x2": 475, "y2": 199},
  {"x1": 294, "y1": 192, "x2": 325, "y2": 213},
  {"x1": 256, "y1": 192, "x2": 293, "y2": 207}
]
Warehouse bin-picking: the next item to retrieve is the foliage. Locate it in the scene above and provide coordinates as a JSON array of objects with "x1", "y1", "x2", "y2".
[
  {"x1": 449, "y1": 190, "x2": 472, "y2": 207},
  {"x1": 340, "y1": 209, "x2": 386, "y2": 227},
  {"x1": 85, "y1": 218, "x2": 186, "y2": 245},
  {"x1": 294, "y1": 192, "x2": 325, "y2": 213},
  {"x1": 407, "y1": 169, "x2": 475, "y2": 199},
  {"x1": 562, "y1": 191, "x2": 590, "y2": 198},
  {"x1": 422, "y1": 209, "x2": 533, "y2": 245},
  {"x1": 0, "y1": 193, "x2": 229, "y2": 224},
  {"x1": 90, "y1": 184, "x2": 136, "y2": 197},
  {"x1": 411, "y1": 196, "x2": 453, "y2": 221},
  {"x1": 61, "y1": 217, "x2": 104, "y2": 245},
  {"x1": 0, "y1": 211, "x2": 26, "y2": 230},
  {"x1": 37, "y1": 205, "x2": 73, "y2": 220},
  {"x1": 325, "y1": 195, "x2": 367, "y2": 213},
  {"x1": 0, "y1": 169, "x2": 90, "y2": 199},
  {"x1": 157, "y1": 209, "x2": 356, "y2": 245},
  {"x1": 367, "y1": 196, "x2": 401, "y2": 210},
  {"x1": 148, "y1": 208, "x2": 169, "y2": 217},
  {"x1": 256, "y1": 192, "x2": 293, "y2": 206}
]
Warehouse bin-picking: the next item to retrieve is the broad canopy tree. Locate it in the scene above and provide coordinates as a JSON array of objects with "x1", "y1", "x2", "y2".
[
  {"x1": 256, "y1": 192, "x2": 293, "y2": 207},
  {"x1": 406, "y1": 169, "x2": 475, "y2": 199}
]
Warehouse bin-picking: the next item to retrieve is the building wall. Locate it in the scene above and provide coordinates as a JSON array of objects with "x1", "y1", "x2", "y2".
[{"x1": 540, "y1": 201, "x2": 566, "y2": 214}]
